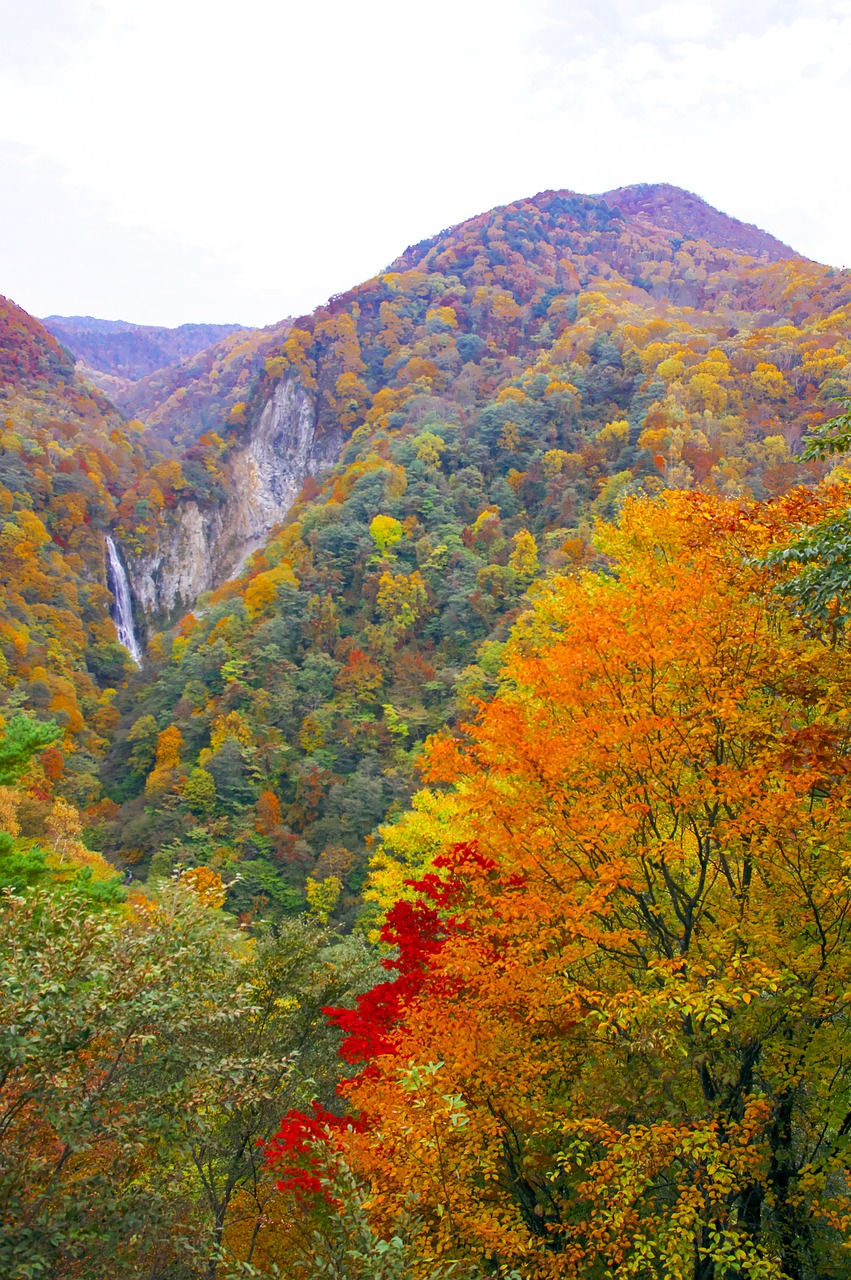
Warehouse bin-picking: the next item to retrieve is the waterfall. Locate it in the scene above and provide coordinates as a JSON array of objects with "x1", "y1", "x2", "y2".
[{"x1": 106, "y1": 536, "x2": 143, "y2": 666}]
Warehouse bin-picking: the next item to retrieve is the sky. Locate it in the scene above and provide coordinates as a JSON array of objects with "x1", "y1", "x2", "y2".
[{"x1": 1, "y1": 0, "x2": 850, "y2": 328}]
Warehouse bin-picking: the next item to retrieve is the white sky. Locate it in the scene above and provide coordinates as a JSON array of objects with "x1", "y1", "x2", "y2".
[{"x1": 1, "y1": 0, "x2": 849, "y2": 328}]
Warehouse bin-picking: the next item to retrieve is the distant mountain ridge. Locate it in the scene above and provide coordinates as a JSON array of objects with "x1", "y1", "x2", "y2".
[
  {"x1": 112, "y1": 318, "x2": 293, "y2": 446},
  {"x1": 41, "y1": 315, "x2": 246, "y2": 382},
  {"x1": 39, "y1": 314, "x2": 294, "y2": 449}
]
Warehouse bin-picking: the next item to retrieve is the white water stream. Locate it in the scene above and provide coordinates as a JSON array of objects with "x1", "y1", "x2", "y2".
[{"x1": 106, "y1": 536, "x2": 143, "y2": 666}]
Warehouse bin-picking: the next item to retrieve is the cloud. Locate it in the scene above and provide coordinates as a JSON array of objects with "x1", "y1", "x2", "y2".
[
  {"x1": 1, "y1": 0, "x2": 849, "y2": 324},
  {"x1": 0, "y1": 143, "x2": 248, "y2": 324}
]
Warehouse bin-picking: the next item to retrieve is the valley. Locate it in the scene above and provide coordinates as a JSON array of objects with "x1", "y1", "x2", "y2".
[{"x1": 3, "y1": 181, "x2": 851, "y2": 1278}]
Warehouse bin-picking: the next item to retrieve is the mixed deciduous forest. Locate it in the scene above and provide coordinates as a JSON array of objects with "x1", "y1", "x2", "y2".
[{"x1": 4, "y1": 183, "x2": 851, "y2": 1277}]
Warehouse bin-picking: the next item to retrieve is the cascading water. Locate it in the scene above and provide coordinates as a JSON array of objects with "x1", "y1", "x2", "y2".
[{"x1": 106, "y1": 536, "x2": 143, "y2": 666}]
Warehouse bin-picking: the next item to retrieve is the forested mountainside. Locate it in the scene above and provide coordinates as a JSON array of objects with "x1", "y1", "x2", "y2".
[
  {"x1": 0, "y1": 295, "x2": 151, "y2": 795},
  {"x1": 88, "y1": 184, "x2": 851, "y2": 925},
  {"x1": 111, "y1": 318, "x2": 294, "y2": 445},
  {"x1": 5, "y1": 183, "x2": 851, "y2": 916},
  {"x1": 5, "y1": 182, "x2": 851, "y2": 1279},
  {"x1": 42, "y1": 314, "x2": 295, "y2": 456},
  {"x1": 600, "y1": 182, "x2": 797, "y2": 260}
]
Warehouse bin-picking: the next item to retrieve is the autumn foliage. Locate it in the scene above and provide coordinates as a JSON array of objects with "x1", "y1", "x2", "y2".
[
  {"x1": 7, "y1": 185, "x2": 851, "y2": 1276},
  {"x1": 274, "y1": 486, "x2": 851, "y2": 1278},
  {"x1": 95, "y1": 184, "x2": 851, "y2": 914}
]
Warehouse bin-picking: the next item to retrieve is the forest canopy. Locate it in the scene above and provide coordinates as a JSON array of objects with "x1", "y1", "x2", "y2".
[
  {"x1": 271, "y1": 483, "x2": 851, "y2": 1280},
  {"x1": 4, "y1": 183, "x2": 851, "y2": 1277}
]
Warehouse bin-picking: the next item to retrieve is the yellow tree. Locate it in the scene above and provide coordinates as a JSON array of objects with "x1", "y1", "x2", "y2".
[
  {"x1": 369, "y1": 514, "x2": 404, "y2": 556},
  {"x1": 508, "y1": 528, "x2": 539, "y2": 578},
  {"x1": 376, "y1": 570, "x2": 428, "y2": 634},
  {"x1": 145, "y1": 725, "x2": 185, "y2": 795}
]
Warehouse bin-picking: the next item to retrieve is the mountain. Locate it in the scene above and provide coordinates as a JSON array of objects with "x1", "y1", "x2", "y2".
[
  {"x1": 112, "y1": 317, "x2": 293, "y2": 445},
  {"x1": 41, "y1": 315, "x2": 246, "y2": 385},
  {"x1": 600, "y1": 182, "x2": 797, "y2": 261},
  {"x1": 42, "y1": 316, "x2": 297, "y2": 457},
  {"x1": 5, "y1": 181, "x2": 851, "y2": 1280},
  {"x1": 115, "y1": 184, "x2": 842, "y2": 621},
  {"x1": 80, "y1": 182, "x2": 851, "y2": 922},
  {"x1": 0, "y1": 294, "x2": 165, "y2": 801},
  {"x1": 3, "y1": 182, "x2": 851, "y2": 914}
]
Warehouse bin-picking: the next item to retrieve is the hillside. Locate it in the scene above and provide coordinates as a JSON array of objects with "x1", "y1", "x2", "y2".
[
  {"x1": 114, "y1": 317, "x2": 294, "y2": 446},
  {"x1": 5, "y1": 181, "x2": 851, "y2": 1279},
  {"x1": 42, "y1": 315, "x2": 245, "y2": 384},
  {"x1": 600, "y1": 182, "x2": 797, "y2": 261},
  {"x1": 0, "y1": 294, "x2": 167, "y2": 813},
  {"x1": 88, "y1": 183, "x2": 851, "y2": 924}
]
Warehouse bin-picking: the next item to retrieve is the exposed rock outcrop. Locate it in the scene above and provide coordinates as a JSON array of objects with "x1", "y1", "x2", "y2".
[{"x1": 127, "y1": 376, "x2": 341, "y2": 620}]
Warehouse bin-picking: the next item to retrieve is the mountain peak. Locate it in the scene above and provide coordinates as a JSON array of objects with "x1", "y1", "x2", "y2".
[{"x1": 600, "y1": 182, "x2": 797, "y2": 262}]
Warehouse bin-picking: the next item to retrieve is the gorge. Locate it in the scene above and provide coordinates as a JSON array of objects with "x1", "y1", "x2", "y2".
[
  {"x1": 4, "y1": 180, "x2": 851, "y2": 1280},
  {"x1": 124, "y1": 373, "x2": 343, "y2": 620}
]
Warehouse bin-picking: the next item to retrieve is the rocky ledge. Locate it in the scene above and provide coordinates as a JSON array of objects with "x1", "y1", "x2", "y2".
[{"x1": 127, "y1": 376, "x2": 341, "y2": 620}]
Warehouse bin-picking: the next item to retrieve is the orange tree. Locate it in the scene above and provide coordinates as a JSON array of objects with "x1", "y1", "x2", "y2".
[{"x1": 270, "y1": 484, "x2": 851, "y2": 1280}]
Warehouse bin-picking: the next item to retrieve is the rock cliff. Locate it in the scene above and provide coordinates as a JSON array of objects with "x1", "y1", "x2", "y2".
[{"x1": 127, "y1": 376, "x2": 341, "y2": 620}]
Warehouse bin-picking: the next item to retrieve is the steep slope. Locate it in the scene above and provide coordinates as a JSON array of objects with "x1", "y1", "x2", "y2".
[
  {"x1": 40, "y1": 318, "x2": 304, "y2": 619},
  {"x1": 95, "y1": 184, "x2": 851, "y2": 923},
  {"x1": 0, "y1": 294, "x2": 164, "y2": 809},
  {"x1": 116, "y1": 184, "x2": 834, "y2": 621},
  {"x1": 123, "y1": 371, "x2": 341, "y2": 620},
  {"x1": 113, "y1": 319, "x2": 293, "y2": 444}
]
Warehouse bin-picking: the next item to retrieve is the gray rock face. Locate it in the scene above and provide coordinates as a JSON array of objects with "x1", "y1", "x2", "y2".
[{"x1": 126, "y1": 377, "x2": 341, "y2": 620}]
